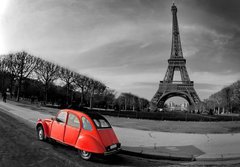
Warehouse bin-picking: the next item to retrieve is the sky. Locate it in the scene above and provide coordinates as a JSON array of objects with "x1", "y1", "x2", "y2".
[{"x1": 0, "y1": 0, "x2": 240, "y2": 102}]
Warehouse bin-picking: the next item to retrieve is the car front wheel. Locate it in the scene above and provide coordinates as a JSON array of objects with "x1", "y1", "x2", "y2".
[
  {"x1": 37, "y1": 126, "x2": 45, "y2": 141},
  {"x1": 79, "y1": 150, "x2": 92, "y2": 160}
]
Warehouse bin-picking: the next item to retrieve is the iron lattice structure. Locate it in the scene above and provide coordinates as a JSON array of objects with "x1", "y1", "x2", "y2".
[{"x1": 150, "y1": 4, "x2": 201, "y2": 111}]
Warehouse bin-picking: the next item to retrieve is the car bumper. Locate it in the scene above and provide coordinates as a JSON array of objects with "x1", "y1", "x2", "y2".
[{"x1": 104, "y1": 147, "x2": 121, "y2": 156}]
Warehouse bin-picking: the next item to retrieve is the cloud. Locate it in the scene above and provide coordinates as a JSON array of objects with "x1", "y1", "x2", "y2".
[
  {"x1": 1, "y1": 0, "x2": 240, "y2": 101},
  {"x1": 190, "y1": 71, "x2": 240, "y2": 86}
]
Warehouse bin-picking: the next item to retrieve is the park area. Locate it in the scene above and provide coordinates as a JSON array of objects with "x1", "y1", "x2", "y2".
[{"x1": 7, "y1": 99, "x2": 240, "y2": 134}]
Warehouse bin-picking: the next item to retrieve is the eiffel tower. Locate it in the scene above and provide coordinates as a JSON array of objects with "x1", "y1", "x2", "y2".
[{"x1": 150, "y1": 3, "x2": 201, "y2": 111}]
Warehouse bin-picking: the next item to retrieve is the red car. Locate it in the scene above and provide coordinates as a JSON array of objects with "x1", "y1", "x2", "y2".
[{"x1": 36, "y1": 109, "x2": 121, "y2": 160}]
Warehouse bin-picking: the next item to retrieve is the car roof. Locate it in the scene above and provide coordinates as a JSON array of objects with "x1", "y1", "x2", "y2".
[{"x1": 62, "y1": 109, "x2": 106, "y2": 120}]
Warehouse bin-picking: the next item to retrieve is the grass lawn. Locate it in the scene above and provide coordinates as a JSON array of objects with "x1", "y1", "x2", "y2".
[
  {"x1": 105, "y1": 115, "x2": 240, "y2": 134},
  {"x1": 8, "y1": 100, "x2": 240, "y2": 134}
]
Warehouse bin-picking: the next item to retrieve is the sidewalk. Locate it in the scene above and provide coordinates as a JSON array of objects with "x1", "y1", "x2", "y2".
[{"x1": 1, "y1": 101, "x2": 240, "y2": 161}]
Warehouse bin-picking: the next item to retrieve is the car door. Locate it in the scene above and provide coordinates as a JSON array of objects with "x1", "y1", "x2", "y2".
[
  {"x1": 64, "y1": 113, "x2": 81, "y2": 146},
  {"x1": 51, "y1": 111, "x2": 68, "y2": 142}
]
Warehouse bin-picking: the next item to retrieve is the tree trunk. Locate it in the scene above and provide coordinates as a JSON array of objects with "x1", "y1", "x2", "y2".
[
  {"x1": 80, "y1": 87, "x2": 84, "y2": 106},
  {"x1": 17, "y1": 77, "x2": 22, "y2": 102},
  {"x1": 125, "y1": 98, "x2": 127, "y2": 111},
  {"x1": 90, "y1": 91, "x2": 94, "y2": 109},
  {"x1": 66, "y1": 83, "x2": 69, "y2": 106},
  {"x1": 17, "y1": 58, "x2": 24, "y2": 102},
  {"x1": 90, "y1": 95, "x2": 92, "y2": 109},
  {"x1": 10, "y1": 76, "x2": 14, "y2": 98},
  {"x1": 44, "y1": 83, "x2": 48, "y2": 105},
  {"x1": 1, "y1": 71, "x2": 6, "y2": 93}
]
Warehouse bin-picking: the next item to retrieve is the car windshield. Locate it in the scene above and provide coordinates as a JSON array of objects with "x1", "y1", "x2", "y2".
[{"x1": 87, "y1": 112, "x2": 111, "y2": 129}]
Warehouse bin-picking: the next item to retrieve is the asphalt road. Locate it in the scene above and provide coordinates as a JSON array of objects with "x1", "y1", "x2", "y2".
[{"x1": 0, "y1": 108, "x2": 178, "y2": 167}]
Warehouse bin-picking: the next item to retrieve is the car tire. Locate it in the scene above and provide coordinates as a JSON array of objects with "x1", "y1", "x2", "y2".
[
  {"x1": 79, "y1": 150, "x2": 92, "y2": 160},
  {"x1": 37, "y1": 126, "x2": 45, "y2": 141}
]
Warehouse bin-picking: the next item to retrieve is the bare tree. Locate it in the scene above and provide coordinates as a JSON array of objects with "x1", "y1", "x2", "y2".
[
  {"x1": 87, "y1": 79, "x2": 106, "y2": 109},
  {"x1": 3, "y1": 53, "x2": 18, "y2": 98},
  {"x1": 209, "y1": 92, "x2": 222, "y2": 114},
  {"x1": 116, "y1": 94, "x2": 125, "y2": 110},
  {"x1": 11, "y1": 51, "x2": 40, "y2": 101},
  {"x1": 0, "y1": 56, "x2": 8, "y2": 92},
  {"x1": 208, "y1": 80, "x2": 240, "y2": 113},
  {"x1": 35, "y1": 60, "x2": 60, "y2": 103},
  {"x1": 222, "y1": 87, "x2": 233, "y2": 113},
  {"x1": 118, "y1": 93, "x2": 133, "y2": 110},
  {"x1": 102, "y1": 88, "x2": 116, "y2": 109},
  {"x1": 116, "y1": 93, "x2": 149, "y2": 112},
  {"x1": 60, "y1": 67, "x2": 75, "y2": 105},
  {"x1": 232, "y1": 81, "x2": 240, "y2": 111},
  {"x1": 73, "y1": 74, "x2": 90, "y2": 106}
]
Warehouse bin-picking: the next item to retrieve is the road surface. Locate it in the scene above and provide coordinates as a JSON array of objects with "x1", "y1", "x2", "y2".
[{"x1": 0, "y1": 108, "x2": 178, "y2": 167}]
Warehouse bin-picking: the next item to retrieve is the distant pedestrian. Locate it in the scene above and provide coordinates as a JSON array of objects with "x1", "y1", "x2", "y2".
[{"x1": 2, "y1": 91, "x2": 7, "y2": 103}]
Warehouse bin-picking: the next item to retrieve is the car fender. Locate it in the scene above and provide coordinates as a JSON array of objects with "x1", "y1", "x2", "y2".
[
  {"x1": 36, "y1": 119, "x2": 50, "y2": 138},
  {"x1": 75, "y1": 134, "x2": 105, "y2": 154}
]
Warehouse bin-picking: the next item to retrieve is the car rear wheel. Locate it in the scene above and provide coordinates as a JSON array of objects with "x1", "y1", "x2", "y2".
[
  {"x1": 79, "y1": 150, "x2": 92, "y2": 160},
  {"x1": 37, "y1": 126, "x2": 45, "y2": 141}
]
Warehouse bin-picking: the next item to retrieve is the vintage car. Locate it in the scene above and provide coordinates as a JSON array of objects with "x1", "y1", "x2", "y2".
[{"x1": 36, "y1": 109, "x2": 121, "y2": 160}]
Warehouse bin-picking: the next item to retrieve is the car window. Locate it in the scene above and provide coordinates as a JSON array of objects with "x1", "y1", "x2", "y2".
[
  {"x1": 93, "y1": 118, "x2": 111, "y2": 128},
  {"x1": 56, "y1": 111, "x2": 67, "y2": 123},
  {"x1": 82, "y1": 116, "x2": 92, "y2": 131},
  {"x1": 67, "y1": 113, "x2": 80, "y2": 128}
]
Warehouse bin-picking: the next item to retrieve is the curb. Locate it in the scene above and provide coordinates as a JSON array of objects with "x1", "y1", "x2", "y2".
[
  {"x1": 120, "y1": 149, "x2": 196, "y2": 161},
  {"x1": 196, "y1": 154, "x2": 240, "y2": 161}
]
